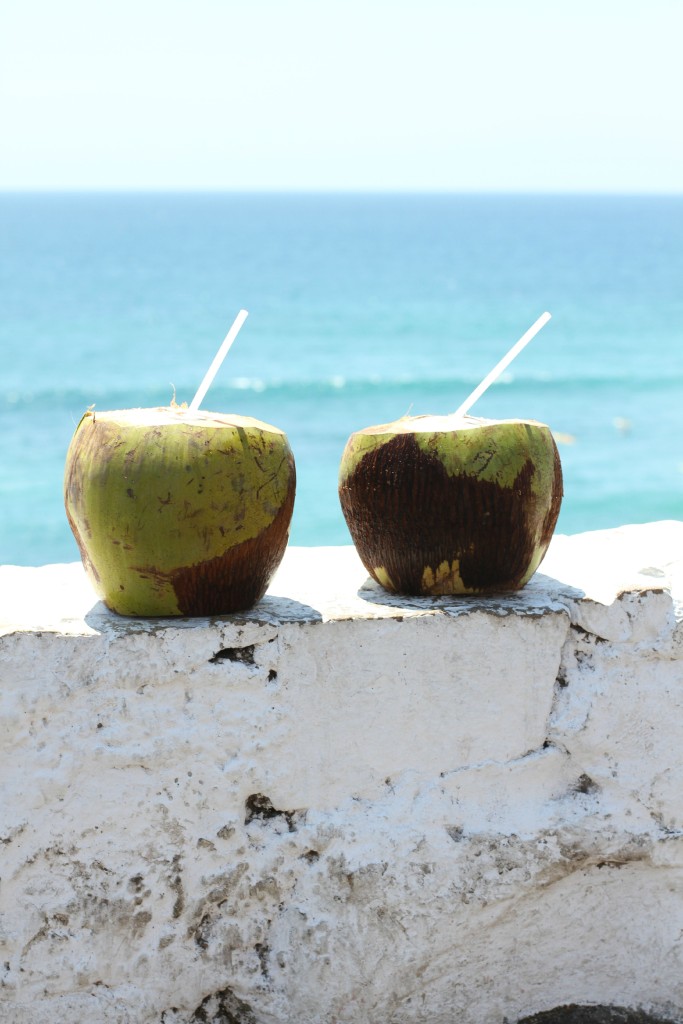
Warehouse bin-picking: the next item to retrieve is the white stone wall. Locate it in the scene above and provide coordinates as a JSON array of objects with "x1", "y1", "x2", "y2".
[{"x1": 1, "y1": 523, "x2": 683, "y2": 1024}]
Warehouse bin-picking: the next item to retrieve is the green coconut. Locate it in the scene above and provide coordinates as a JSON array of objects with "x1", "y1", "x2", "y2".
[
  {"x1": 64, "y1": 406, "x2": 296, "y2": 616},
  {"x1": 338, "y1": 413, "x2": 562, "y2": 596}
]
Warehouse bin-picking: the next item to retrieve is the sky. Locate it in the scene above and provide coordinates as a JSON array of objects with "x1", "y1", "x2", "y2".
[{"x1": 1, "y1": 0, "x2": 682, "y2": 192}]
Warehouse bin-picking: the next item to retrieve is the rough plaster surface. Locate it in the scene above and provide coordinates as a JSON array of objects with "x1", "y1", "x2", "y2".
[{"x1": 1, "y1": 522, "x2": 683, "y2": 1024}]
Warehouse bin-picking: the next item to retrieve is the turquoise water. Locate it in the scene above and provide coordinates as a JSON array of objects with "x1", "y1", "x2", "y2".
[{"x1": 2, "y1": 192, "x2": 683, "y2": 566}]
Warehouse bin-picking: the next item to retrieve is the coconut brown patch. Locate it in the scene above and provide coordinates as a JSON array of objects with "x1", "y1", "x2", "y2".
[
  {"x1": 168, "y1": 474, "x2": 296, "y2": 616},
  {"x1": 339, "y1": 432, "x2": 562, "y2": 596}
]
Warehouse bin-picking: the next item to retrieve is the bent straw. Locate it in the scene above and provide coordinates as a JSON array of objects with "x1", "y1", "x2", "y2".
[
  {"x1": 189, "y1": 309, "x2": 249, "y2": 412},
  {"x1": 452, "y1": 311, "x2": 552, "y2": 419}
]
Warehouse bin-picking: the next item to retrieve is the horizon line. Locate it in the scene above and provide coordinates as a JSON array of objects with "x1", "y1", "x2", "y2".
[{"x1": 1, "y1": 186, "x2": 683, "y2": 198}]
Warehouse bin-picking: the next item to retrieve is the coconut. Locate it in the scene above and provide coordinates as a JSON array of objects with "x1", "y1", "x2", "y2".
[
  {"x1": 64, "y1": 406, "x2": 295, "y2": 616},
  {"x1": 338, "y1": 413, "x2": 562, "y2": 596}
]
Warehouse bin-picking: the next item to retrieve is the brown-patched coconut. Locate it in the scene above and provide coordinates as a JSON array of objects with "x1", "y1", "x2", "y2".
[
  {"x1": 338, "y1": 412, "x2": 562, "y2": 596},
  {"x1": 65, "y1": 406, "x2": 296, "y2": 616}
]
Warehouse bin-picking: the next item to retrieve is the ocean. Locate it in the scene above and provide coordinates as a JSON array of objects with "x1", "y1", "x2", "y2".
[{"x1": 2, "y1": 192, "x2": 683, "y2": 567}]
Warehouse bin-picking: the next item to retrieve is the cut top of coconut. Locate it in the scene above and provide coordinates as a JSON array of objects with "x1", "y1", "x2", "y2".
[
  {"x1": 352, "y1": 413, "x2": 550, "y2": 436},
  {"x1": 79, "y1": 407, "x2": 288, "y2": 434}
]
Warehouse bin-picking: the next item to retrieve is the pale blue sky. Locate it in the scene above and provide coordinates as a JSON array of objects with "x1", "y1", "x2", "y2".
[{"x1": 1, "y1": 0, "x2": 682, "y2": 191}]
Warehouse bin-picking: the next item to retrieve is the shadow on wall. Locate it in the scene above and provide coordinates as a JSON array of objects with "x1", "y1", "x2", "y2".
[
  {"x1": 518, "y1": 1006, "x2": 680, "y2": 1024},
  {"x1": 83, "y1": 592, "x2": 323, "y2": 633},
  {"x1": 355, "y1": 569, "x2": 585, "y2": 612}
]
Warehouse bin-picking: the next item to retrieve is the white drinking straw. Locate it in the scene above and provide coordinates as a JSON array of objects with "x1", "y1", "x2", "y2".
[
  {"x1": 452, "y1": 311, "x2": 552, "y2": 419},
  {"x1": 189, "y1": 309, "x2": 249, "y2": 412}
]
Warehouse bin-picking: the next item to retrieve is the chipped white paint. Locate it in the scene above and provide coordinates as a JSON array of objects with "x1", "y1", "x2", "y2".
[{"x1": 1, "y1": 523, "x2": 683, "y2": 1024}]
